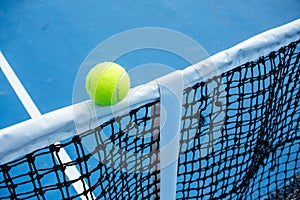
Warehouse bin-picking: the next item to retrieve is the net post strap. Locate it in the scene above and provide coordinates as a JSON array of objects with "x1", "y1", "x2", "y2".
[{"x1": 158, "y1": 70, "x2": 184, "y2": 200}]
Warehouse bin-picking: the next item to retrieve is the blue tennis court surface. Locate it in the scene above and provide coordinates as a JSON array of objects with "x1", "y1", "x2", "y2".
[
  {"x1": 1, "y1": 0, "x2": 299, "y2": 129},
  {"x1": 0, "y1": 1, "x2": 300, "y2": 199}
]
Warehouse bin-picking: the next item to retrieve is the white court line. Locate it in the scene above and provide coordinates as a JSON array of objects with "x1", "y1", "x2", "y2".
[
  {"x1": 0, "y1": 52, "x2": 41, "y2": 118},
  {"x1": 0, "y1": 51, "x2": 95, "y2": 200},
  {"x1": 55, "y1": 146, "x2": 96, "y2": 200}
]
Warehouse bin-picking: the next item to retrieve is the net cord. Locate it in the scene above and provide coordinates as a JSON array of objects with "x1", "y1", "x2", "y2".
[{"x1": 0, "y1": 18, "x2": 299, "y2": 166}]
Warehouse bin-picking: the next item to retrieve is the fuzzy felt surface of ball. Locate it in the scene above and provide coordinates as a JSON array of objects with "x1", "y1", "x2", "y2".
[{"x1": 85, "y1": 62, "x2": 130, "y2": 106}]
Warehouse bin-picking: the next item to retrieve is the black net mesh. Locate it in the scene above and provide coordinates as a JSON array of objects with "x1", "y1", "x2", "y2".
[
  {"x1": 0, "y1": 101, "x2": 161, "y2": 200},
  {"x1": 0, "y1": 39, "x2": 299, "y2": 199},
  {"x1": 177, "y1": 39, "x2": 300, "y2": 199},
  {"x1": 268, "y1": 173, "x2": 300, "y2": 200}
]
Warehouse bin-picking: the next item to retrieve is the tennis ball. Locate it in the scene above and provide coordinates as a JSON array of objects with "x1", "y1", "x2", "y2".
[{"x1": 85, "y1": 62, "x2": 130, "y2": 106}]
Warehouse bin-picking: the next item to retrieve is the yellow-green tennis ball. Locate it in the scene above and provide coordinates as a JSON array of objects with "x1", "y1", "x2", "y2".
[{"x1": 85, "y1": 62, "x2": 130, "y2": 106}]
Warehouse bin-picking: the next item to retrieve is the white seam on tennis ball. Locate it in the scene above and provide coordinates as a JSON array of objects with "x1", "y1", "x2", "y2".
[{"x1": 115, "y1": 71, "x2": 127, "y2": 102}]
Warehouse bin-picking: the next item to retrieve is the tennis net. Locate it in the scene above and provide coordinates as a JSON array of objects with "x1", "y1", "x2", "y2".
[{"x1": 0, "y1": 19, "x2": 300, "y2": 199}]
